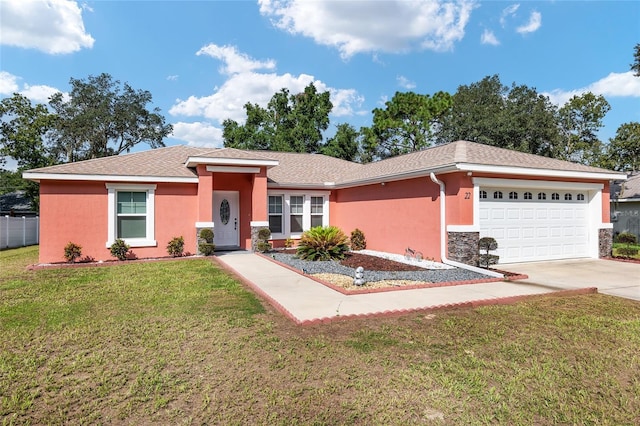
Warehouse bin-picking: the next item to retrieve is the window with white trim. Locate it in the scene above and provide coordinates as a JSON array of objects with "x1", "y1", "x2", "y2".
[
  {"x1": 106, "y1": 183, "x2": 156, "y2": 247},
  {"x1": 290, "y1": 195, "x2": 304, "y2": 233},
  {"x1": 538, "y1": 192, "x2": 546, "y2": 200},
  {"x1": 564, "y1": 193, "x2": 572, "y2": 201},
  {"x1": 552, "y1": 192, "x2": 560, "y2": 200},
  {"x1": 524, "y1": 192, "x2": 532, "y2": 200},
  {"x1": 310, "y1": 196, "x2": 323, "y2": 228},
  {"x1": 268, "y1": 195, "x2": 283, "y2": 234},
  {"x1": 577, "y1": 193, "x2": 585, "y2": 201},
  {"x1": 267, "y1": 191, "x2": 329, "y2": 238},
  {"x1": 480, "y1": 190, "x2": 487, "y2": 199},
  {"x1": 509, "y1": 191, "x2": 518, "y2": 200},
  {"x1": 493, "y1": 191, "x2": 503, "y2": 199}
]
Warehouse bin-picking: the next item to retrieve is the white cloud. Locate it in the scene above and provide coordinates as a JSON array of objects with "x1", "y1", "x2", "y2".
[
  {"x1": 397, "y1": 76, "x2": 416, "y2": 89},
  {"x1": 197, "y1": 44, "x2": 276, "y2": 75},
  {"x1": 516, "y1": 11, "x2": 541, "y2": 34},
  {"x1": 21, "y1": 84, "x2": 60, "y2": 104},
  {"x1": 500, "y1": 4, "x2": 519, "y2": 27},
  {"x1": 481, "y1": 29, "x2": 500, "y2": 46},
  {"x1": 0, "y1": 71, "x2": 19, "y2": 95},
  {"x1": 170, "y1": 44, "x2": 364, "y2": 124},
  {"x1": 171, "y1": 122, "x2": 224, "y2": 148},
  {"x1": 259, "y1": 0, "x2": 476, "y2": 58},
  {"x1": 0, "y1": 0, "x2": 94, "y2": 54},
  {"x1": 166, "y1": 75, "x2": 179, "y2": 81},
  {"x1": 543, "y1": 72, "x2": 640, "y2": 105}
]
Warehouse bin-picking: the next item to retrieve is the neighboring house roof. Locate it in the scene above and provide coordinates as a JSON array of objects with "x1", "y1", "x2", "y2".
[
  {"x1": 0, "y1": 190, "x2": 33, "y2": 213},
  {"x1": 23, "y1": 140, "x2": 625, "y2": 187},
  {"x1": 611, "y1": 172, "x2": 640, "y2": 201}
]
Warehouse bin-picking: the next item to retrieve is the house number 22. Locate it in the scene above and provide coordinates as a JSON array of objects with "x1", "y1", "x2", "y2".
[{"x1": 464, "y1": 192, "x2": 471, "y2": 199}]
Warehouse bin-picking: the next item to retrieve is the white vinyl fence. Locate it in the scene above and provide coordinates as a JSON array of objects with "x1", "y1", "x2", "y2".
[{"x1": 0, "y1": 216, "x2": 39, "y2": 249}]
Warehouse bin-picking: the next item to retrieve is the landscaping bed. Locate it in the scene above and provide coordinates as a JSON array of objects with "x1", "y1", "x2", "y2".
[{"x1": 268, "y1": 251, "x2": 497, "y2": 292}]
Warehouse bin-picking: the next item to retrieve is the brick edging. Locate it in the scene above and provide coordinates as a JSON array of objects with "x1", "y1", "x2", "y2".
[
  {"x1": 257, "y1": 252, "x2": 529, "y2": 295},
  {"x1": 296, "y1": 287, "x2": 599, "y2": 326}
]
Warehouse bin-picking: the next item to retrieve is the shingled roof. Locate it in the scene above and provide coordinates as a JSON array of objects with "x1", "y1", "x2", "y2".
[
  {"x1": 611, "y1": 172, "x2": 640, "y2": 200},
  {"x1": 24, "y1": 140, "x2": 623, "y2": 187}
]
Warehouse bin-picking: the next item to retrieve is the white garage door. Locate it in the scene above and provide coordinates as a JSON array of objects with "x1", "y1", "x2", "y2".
[{"x1": 479, "y1": 188, "x2": 589, "y2": 263}]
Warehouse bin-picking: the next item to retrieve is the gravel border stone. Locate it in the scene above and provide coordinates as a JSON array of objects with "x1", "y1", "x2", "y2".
[{"x1": 269, "y1": 252, "x2": 491, "y2": 283}]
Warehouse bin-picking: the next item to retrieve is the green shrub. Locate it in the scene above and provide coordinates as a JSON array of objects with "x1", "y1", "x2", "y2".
[
  {"x1": 615, "y1": 232, "x2": 638, "y2": 245},
  {"x1": 166, "y1": 236, "x2": 185, "y2": 257},
  {"x1": 256, "y1": 240, "x2": 272, "y2": 253},
  {"x1": 350, "y1": 228, "x2": 367, "y2": 251},
  {"x1": 618, "y1": 247, "x2": 639, "y2": 257},
  {"x1": 110, "y1": 239, "x2": 131, "y2": 261},
  {"x1": 478, "y1": 237, "x2": 499, "y2": 268},
  {"x1": 284, "y1": 238, "x2": 294, "y2": 248},
  {"x1": 199, "y1": 228, "x2": 214, "y2": 243},
  {"x1": 63, "y1": 242, "x2": 82, "y2": 263},
  {"x1": 296, "y1": 226, "x2": 349, "y2": 261},
  {"x1": 257, "y1": 228, "x2": 271, "y2": 241},
  {"x1": 199, "y1": 243, "x2": 216, "y2": 256}
]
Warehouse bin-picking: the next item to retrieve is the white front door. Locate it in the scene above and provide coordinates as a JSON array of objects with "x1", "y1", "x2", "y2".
[{"x1": 213, "y1": 191, "x2": 239, "y2": 248}]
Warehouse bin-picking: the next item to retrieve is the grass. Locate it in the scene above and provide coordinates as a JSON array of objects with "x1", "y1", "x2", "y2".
[
  {"x1": 613, "y1": 242, "x2": 640, "y2": 259},
  {"x1": 2, "y1": 246, "x2": 640, "y2": 424}
]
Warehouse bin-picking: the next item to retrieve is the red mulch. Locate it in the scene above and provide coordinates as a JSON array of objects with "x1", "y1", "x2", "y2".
[{"x1": 339, "y1": 252, "x2": 424, "y2": 271}]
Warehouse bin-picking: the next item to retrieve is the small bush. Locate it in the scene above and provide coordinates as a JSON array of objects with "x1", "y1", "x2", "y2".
[
  {"x1": 166, "y1": 236, "x2": 185, "y2": 257},
  {"x1": 63, "y1": 242, "x2": 82, "y2": 263},
  {"x1": 256, "y1": 240, "x2": 272, "y2": 253},
  {"x1": 257, "y1": 228, "x2": 271, "y2": 241},
  {"x1": 478, "y1": 237, "x2": 499, "y2": 268},
  {"x1": 199, "y1": 242, "x2": 216, "y2": 256},
  {"x1": 199, "y1": 228, "x2": 214, "y2": 243},
  {"x1": 110, "y1": 239, "x2": 131, "y2": 261},
  {"x1": 284, "y1": 238, "x2": 294, "y2": 248},
  {"x1": 297, "y1": 226, "x2": 349, "y2": 261},
  {"x1": 617, "y1": 247, "x2": 639, "y2": 257},
  {"x1": 350, "y1": 228, "x2": 367, "y2": 251},
  {"x1": 615, "y1": 232, "x2": 638, "y2": 245}
]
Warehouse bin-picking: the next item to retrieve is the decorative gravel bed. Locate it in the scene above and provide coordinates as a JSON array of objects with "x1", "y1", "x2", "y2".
[{"x1": 269, "y1": 252, "x2": 491, "y2": 284}]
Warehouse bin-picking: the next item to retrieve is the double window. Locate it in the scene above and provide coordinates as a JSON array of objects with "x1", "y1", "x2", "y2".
[
  {"x1": 268, "y1": 192, "x2": 329, "y2": 237},
  {"x1": 106, "y1": 184, "x2": 156, "y2": 247}
]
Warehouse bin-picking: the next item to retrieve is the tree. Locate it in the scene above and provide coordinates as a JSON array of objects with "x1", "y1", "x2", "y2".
[
  {"x1": 49, "y1": 73, "x2": 172, "y2": 162},
  {"x1": 632, "y1": 43, "x2": 640, "y2": 77},
  {"x1": 364, "y1": 91, "x2": 452, "y2": 160},
  {"x1": 436, "y1": 75, "x2": 559, "y2": 156},
  {"x1": 0, "y1": 94, "x2": 57, "y2": 208},
  {"x1": 555, "y1": 92, "x2": 610, "y2": 164},
  {"x1": 321, "y1": 123, "x2": 359, "y2": 161},
  {"x1": 223, "y1": 83, "x2": 332, "y2": 153},
  {"x1": 604, "y1": 122, "x2": 640, "y2": 172}
]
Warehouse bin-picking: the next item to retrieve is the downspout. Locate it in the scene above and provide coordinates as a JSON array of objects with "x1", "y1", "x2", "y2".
[{"x1": 429, "y1": 173, "x2": 504, "y2": 279}]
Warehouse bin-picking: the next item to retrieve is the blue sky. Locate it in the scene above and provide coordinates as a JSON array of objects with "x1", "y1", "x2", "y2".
[{"x1": 1, "y1": 0, "x2": 639, "y2": 154}]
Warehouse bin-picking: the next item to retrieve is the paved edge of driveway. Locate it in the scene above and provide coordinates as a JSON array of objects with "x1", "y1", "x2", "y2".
[{"x1": 212, "y1": 256, "x2": 598, "y2": 326}]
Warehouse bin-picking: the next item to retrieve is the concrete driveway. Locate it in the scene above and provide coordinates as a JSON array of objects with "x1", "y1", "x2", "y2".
[{"x1": 500, "y1": 258, "x2": 640, "y2": 301}]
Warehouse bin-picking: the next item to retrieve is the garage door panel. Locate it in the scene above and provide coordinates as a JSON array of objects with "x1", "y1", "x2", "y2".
[{"x1": 479, "y1": 186, "x2": 589, "y2": 263}]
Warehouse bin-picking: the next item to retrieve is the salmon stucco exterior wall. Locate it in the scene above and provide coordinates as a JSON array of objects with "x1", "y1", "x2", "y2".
[
  {"x1": 332, "y1": 177, "x2": 442, "y2": 260},
  {"x1": 39, "y1": 181, "x2": 199, "y2": 263}
]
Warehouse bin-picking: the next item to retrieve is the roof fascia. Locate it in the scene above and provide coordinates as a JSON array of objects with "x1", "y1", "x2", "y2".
[
  {"x1": 22, "y1": 172, "x2": 198, "y2": 184},
  {"x1": 267, "y1": 182, "x2": 337, "y2": 190},
  {"x1": 185, "y1": 156, "x2": 279, "y2": 168},
  {"x1": 456, "y1": 163, "x2": 626, "y2": 181},
  {"x1": 331, "y1": 166, "x2": 459, "y2": 189}
]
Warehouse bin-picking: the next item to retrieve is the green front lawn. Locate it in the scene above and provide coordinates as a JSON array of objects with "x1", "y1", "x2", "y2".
[{"x1": 2, "y1": 246, "x2": 639, "y2": 424}]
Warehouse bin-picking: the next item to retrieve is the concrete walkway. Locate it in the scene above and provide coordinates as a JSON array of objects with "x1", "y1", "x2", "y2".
[{"x1": 214, "y1": 252, "x2": 597, "y2": 324}]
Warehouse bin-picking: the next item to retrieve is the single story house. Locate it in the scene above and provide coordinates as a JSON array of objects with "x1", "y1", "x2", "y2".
[
  {"x1": 611, "y1": 172, "x2": 640, "y2": 240},
  {"x1": 24, "y1": 140, "x2": 625, "y2": 265}
]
